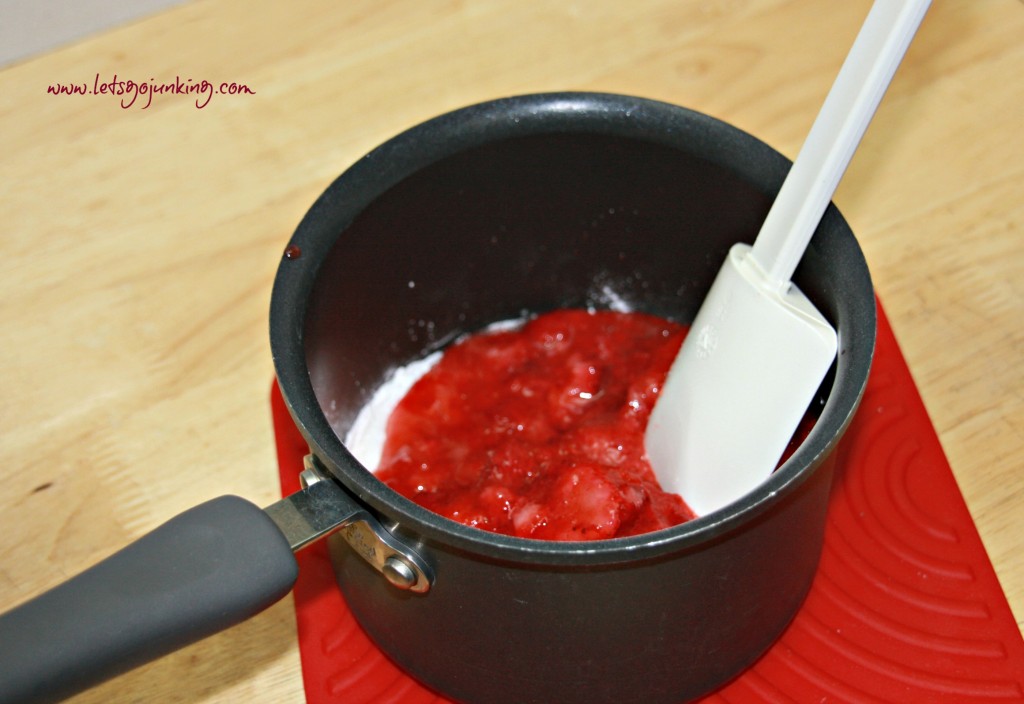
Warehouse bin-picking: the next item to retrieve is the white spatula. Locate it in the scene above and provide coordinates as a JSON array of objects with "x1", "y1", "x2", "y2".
[{"x1": 645, "y1": 0, "x2": 931, "y2": 516}]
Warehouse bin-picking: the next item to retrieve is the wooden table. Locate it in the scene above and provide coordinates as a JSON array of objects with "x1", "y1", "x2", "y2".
[{"x1": 1, "y1": 1, "x2": 1020, "y2": 701}]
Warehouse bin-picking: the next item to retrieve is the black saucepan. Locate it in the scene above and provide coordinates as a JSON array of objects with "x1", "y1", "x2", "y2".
[{"x1": 0, "y1": 93, "x2": 875, "y2": 704}]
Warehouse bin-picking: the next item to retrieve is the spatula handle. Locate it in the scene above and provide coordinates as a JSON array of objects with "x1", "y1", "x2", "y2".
[{"x1": 750, "y1": 0, "x2": 931, "y2": 288}]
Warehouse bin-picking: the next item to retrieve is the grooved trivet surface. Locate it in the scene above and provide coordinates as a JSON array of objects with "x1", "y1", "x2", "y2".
[{"x1": 272, "y1": 302, "x2": 1024, "y2": 703}]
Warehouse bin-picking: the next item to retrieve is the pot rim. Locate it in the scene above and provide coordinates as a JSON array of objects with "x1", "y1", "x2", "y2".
[{"x1": 270, "y1": 91, "x2": 876, "y2": 565}]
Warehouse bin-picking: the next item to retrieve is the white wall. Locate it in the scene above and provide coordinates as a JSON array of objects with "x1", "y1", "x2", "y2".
[{"x1": 0, "y1": 0, "x2": 189, "y2": 67}]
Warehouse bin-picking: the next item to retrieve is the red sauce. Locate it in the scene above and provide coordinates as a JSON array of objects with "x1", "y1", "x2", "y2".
[{"x1": 376, "y1": 309, "x2": 698, "y2": 540}]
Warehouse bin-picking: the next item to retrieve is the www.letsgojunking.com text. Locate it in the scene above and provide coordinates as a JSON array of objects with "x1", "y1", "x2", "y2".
[{"x1": 46, "y1": 74, "x2": 254, "y2": 109}]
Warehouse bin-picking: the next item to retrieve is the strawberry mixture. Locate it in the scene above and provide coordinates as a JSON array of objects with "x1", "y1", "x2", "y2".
[{"x1": 375, "y1": 309, "x2": 698, "y2": 540}]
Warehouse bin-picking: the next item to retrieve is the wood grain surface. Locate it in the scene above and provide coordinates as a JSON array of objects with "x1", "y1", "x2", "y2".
[{"x1": 1, "y1": 1, "x2": 1020, "y2": 702}]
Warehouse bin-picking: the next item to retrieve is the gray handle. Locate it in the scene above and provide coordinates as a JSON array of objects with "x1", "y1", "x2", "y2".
[{"x1": 0, "y1": 495, "x2": 298, "y2": 704}]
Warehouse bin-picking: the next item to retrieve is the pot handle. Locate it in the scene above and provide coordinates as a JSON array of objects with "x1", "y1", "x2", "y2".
[{"x1": 0, "y1": 495, "x2": 298, "y2": 704}]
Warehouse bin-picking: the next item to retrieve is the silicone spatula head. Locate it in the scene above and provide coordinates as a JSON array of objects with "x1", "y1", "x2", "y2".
[
  {"x1": 646, "y1": 245, "x2": 838, "y2": 516},
  {"x1": 645, "y1": 0, "x2": 931, "y2": 516}
]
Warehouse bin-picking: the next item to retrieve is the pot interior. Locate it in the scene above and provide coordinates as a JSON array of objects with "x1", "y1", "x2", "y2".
[
  {"x1": 305, "y1": 132, "x2": 785, "y2": 430},
  {"x1": 274, "y1": 94, "x2": 875, "y2": 557}
]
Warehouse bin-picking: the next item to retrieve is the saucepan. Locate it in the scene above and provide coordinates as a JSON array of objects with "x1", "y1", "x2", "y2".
[{"x1": 0, "y1": 92, "x2": 875, "y2": 704}]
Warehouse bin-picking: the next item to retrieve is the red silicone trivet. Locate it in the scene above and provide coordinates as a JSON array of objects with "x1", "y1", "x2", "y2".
[{"x1": 272, "y1": 301, "x2": 1024, "y2": 703}]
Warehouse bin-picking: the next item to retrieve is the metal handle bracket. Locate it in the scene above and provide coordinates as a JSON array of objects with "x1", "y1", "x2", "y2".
[{"x1": 264, "y1": 456, "x2": 433, "y2": 593}]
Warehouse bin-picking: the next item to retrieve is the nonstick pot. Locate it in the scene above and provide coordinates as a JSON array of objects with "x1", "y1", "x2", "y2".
[{"x1": 0, "y1": 93, "x2": 875, "y2": 704}]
